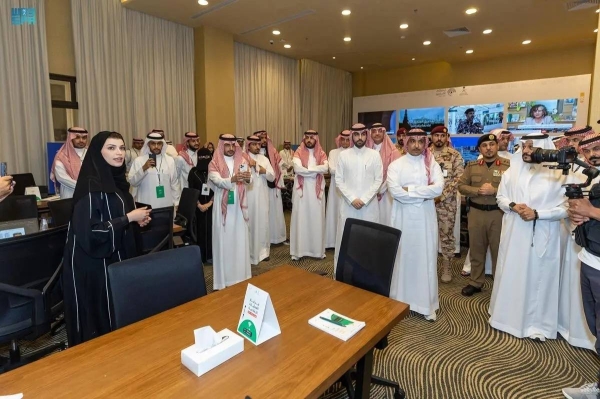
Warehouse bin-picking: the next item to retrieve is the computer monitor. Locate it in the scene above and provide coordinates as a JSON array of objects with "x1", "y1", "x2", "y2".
[{"x1": 0, "y1": 219, "x2": 39, "y2": 240}]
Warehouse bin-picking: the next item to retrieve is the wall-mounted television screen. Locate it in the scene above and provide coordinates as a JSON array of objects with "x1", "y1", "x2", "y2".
[
  {"x1": 506, "y1": 99, "x2": 577, "y2": 132},
  {"x1": 448, "y1": 103, "x2": 504, "y2": 134},
  {"x1": 397, "y1": 107, "x2": 445, "y2": 132},
  {"x1": 357, "y1": 110, "x2": 398, "y2": 132}
]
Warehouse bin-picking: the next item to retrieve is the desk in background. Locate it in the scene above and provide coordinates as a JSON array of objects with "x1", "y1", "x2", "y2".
[{"x1": 0, "y1": 266, "x2": 408, "y2": 398}]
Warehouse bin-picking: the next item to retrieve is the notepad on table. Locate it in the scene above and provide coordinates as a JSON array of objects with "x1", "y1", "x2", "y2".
[{"x1": 308, "y1": 309, "x2": 365, "y2": 341}]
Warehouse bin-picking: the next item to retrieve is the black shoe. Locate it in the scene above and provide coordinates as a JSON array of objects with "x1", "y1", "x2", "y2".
[
  {"x1": 454, "y1": 253, "x2": 461, "y2": 258},
  {"x1": 461, "y1": 284, "x2": 482, "y2": 297},
  {"x1": 263, "y1": 257, "x2": 270, "y2": 262}
]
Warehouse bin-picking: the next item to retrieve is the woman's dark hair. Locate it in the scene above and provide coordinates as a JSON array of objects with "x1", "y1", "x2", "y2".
[
  {"x1": 529, "y1": 104, "x2": 548, "y2": 118},
  {"x1": 107, "y1": 131, "x2": 124, "y2": 141}
]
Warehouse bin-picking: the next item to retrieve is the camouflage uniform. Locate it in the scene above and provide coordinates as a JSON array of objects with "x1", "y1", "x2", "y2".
[
  {"x1": 434, "y1": 146, "x2": 465, "y2": 261},
  {"x1": 458, "y1": 156, "x2": 510, "y2": 289}
]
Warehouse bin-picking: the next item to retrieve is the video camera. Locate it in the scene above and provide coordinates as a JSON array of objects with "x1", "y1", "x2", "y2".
[{"x1": 529, "y1": 146, "x2": 600, "y2": 199}]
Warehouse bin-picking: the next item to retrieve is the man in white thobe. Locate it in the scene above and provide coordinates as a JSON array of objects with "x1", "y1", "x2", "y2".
[
  {"x1": 256, "y1": 130, "x2": 288, "y2": 245},
  {"x1": 333, "y1": 124, "x2": 383, "y2": 270},
  {"x1": 128, "y1": 131, "x2": 181, "y2": 209},
  {"x1": 325, "y1": 130, "x2": 352, "y2": 249},
  {"x1": 290, "y1": 130, "x2": 329, "y2": 260},
  {"x1": 165, "y1": 138, "x2": 179, "y2": 158},
  {"x1": 279, "y1": 140, "x2": 295, "y2": 179},
  {"x1": 245, "y1": 135, "x2": 275, "y2": 264},
  {"x1": 175, "y1": 132, "x2": 200, "y2": 190},
  {"x1": 461, "y1": 129, "x2": 514, "y2": 276},
  {"x1": 368, "y1": 122, "x2": 401, "y2": 227},
  {"x1": 558, "y1": 128, "x2": 598, "y2": 350},
  {"x1": 490, "y1": 133, "x2": 568, "y2": 341},
  {"x1": 387, "y1": 129, "x2": 444, "y2": 321},
  {"x1": 125, "y1": 138, "x2": 144, "y2": 174},
  {"x1": 208, "y1": 134, "x2": 252, "y2": 290},
  {"x1": 50, "y1": 127, "x2": 88, "y2": 199}
]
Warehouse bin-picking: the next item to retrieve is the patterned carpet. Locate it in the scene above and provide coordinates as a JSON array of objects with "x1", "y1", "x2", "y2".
[{"x1": 3, "y1": 211, "x2": 599, "y2": 399}]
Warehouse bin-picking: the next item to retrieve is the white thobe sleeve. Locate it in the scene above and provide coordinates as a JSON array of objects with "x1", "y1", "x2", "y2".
[
  {"x1": 293, "y1": 157, "x2": 329, "y2": 176},
  {"x1": 209, "y1": 171, "x2": 234, "y2": 190},
  {"x1": 329, "y1": 151, "x2": 337, "y2": 175},
  {"x1": 128, "y1": 158, "x2": 147, "y2": 187},
  {"x1": 387, "y1": 163, "x2": 421, "y2": 204},
  {"x1": 536, "y1": 199, "x2": 568, "y2": 220},
  {"x1": 335, "y1": 155, "x2": 356, "y2": 204},
  {"x1": 405, "y1": 162, "x2": 444, "y2": 199},
  {"x1": 170, "y1": 161, "x2": 181, "y2": 206},
  {"x1": 361, "y1": 155, "x2": 383, "y2": 205},
  {"x1": 496, "y1": 173, "x2": 512, "y2": 213},
  {"x1": 262, "y1": 159, "x2": 275, "y2": 182},
  {"x1": 54, "y1": 161, "x2": 77, "y2": 191}
]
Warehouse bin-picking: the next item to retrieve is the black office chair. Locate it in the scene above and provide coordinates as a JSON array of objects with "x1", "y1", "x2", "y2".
[
  {"x1": 139, "y1": 206, "x2": 174, "y2": 254},
  {"x1": 174, "y1": 188, "x2": 200, "y2": 245},
  {"x1": 9, "y1": 173, "x2": 36, "y2": 196},
  {"x1": 0, "y1": 195, "x2": 38, "y2": 222},
  {"x1": 107, "y1": 246, "x2": 207, "y2": 329},
  {"x1": 0, "y1": 226, "x2": 68, "y2": 372},
  {"x1": 48, "y1": 198, "x2": 74, "y2": 227},
  {"x1": 335, "y1": 218, "x2": 405, "y2": 399}
]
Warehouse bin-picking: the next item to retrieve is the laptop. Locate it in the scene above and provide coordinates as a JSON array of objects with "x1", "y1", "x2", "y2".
[{"x1": 0, "y1": 218, "x2": 39, "y2": 240}]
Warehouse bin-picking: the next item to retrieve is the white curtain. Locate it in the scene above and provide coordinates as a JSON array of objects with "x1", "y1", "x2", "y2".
[
  {"x1": 0, "y1": 0, "x2": 54, "y2": 184},
  {"x1": 300, "y1": 59, "x2": 352, "y2": 153},
  {"x1": 71, "y1": 0, "x2": 195, "y2": 145},
  {"x1": 234, "y1": 42, "x2": 299, "y2": 149}
]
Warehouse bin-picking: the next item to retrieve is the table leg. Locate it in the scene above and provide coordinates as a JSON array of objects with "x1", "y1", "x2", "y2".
[{"x1": 355, "y1": 348, "x2": 373, "y2": 399}]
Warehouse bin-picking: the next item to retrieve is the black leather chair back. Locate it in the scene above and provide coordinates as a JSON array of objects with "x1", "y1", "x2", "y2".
[
  {"x1": 0, "y1": 195, "x2": 38, "y2": 222},
  {"x1": 176, "y1": 188, "x2": 200, "y2": 242},
  {"x1": 48, "y1": 198, "x2": 74, "y2": 227},
  {"x1": 107, "y1": 246, "x2": 207, "y2": 329},
  {"x1": 139, "y1": 206, "x2": 174, "y2": 253},
  {"x1": 335, "y1": 218, "x2": 401, "y2": 298}
]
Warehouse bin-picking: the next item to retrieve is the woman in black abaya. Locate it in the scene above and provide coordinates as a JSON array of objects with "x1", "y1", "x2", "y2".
[
  {"x1": 188, "y1": 147, "x2": 213, "y2": 263},
  {"x1": 62, "y1": 131, "x2": 151, "y2": 346}
]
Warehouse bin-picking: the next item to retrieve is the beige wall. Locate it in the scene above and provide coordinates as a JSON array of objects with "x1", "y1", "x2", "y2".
[
  {"x1": 194, "y1": 26, "x2": 236, "y2": 146},
  {"x1": 45, "y1": 0, "x2": 76, "y2": 76},
  {"x1": 353, "y1": 44, "x2": 596, "y2": 97}
]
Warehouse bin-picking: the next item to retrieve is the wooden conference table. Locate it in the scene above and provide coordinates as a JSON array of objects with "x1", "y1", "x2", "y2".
[{"x1": 0, "y1": 266, "x2": 408, "y2": 398}]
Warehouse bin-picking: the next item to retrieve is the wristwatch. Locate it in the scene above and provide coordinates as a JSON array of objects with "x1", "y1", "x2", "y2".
[{"x1": 509, "y1": 202, "x2": 516, "y2": 211}]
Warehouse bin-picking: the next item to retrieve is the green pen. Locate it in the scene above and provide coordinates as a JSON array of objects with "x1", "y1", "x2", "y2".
[{"x1": 320, "y1": 316, "x2": 346, "y2": 327}]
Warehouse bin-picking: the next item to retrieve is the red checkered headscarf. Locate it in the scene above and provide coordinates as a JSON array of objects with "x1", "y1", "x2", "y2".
[
  {"x1": 557, "y1": 126, "x2": 594, "y2": 149},
  {"x1": 208, "y1": 134, "x2": 249, "y2": 224},
  {"x1": 367, "y1": 123, "x2": 401, "y2": 191},
  {"x1": 335, "y1": 130, "x2": 352, "y2": 148},
  {"x1": 50, "y1": 127, "x2": 88, "y2": 186},
  {"x1": 178, "y1": 132, "x2": 199, "y2": 166},
  {"x1": 254, "y1": 130, "x2": 283, "y2": 189},
  {"x1": 294, "y1": 130, "x2": 328, "y2": 199}
]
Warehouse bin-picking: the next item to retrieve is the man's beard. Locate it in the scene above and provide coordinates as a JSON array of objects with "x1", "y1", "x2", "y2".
[
  {"x1": 588, "y1": 156, "x2": 600, "y2": 166},
  {"x1": 354, "y1": 140, "x2": 365, "y2": 148},
  {"x1": 225, "y1": 150, "x2": 235, "y2": 157},
  {"x1": 187, "y1": 144, "x2": 198, "y2": 151},
  {"x1": 305, "y1": 142, "x2": 315, "y2": 149},
  {"x1": 433, "y1": 140, "x2": 444, "y2": 148}
]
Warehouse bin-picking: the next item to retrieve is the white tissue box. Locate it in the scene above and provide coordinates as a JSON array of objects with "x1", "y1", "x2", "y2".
[{"x1": 181, "y1": 328, "x2": 244, "y2": 377}]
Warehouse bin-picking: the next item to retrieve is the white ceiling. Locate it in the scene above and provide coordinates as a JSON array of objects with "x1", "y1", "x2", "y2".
[{"x1": 122, "y1": 0, "x2": 599, "y2": 72}]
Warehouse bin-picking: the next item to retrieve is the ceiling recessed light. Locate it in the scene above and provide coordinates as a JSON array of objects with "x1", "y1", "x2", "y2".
[
  {"x1": 596, "y1": 8, "x2": 599, "y2": 12},
  {"x1": 595, "y1": 28, "x2": 598, "y2": 33},
  {"x1": 483, "y1": 29, "x2": 492, "y2": 34},
  {"x1": 522, "y1": 39, "x2": 531, "y2": 45},
  {"x1": 284, "y1": 44, "x2": 291, "y2": 48},
  {"x1": 466, "y1": 49, "x2": 474, "y2": 54},
  {"x1": 465, "y1": 8, "x2": 477, "y2": 14},
  {"x1": 198, "y1": 0, "x2": 208, "y2": 5},
  {"x1": 332, "y1": 56, "x2": 336, "y2": 59},
  {"x1": 423, "y1": 40, "x2": 431, "y2": 45},
  {"x1": 400, "y1": 23, "x2": 409, "y2": 29},
  {"x1": 272, "y1": 30, "x2": 280, "y2": 35},
  {"x1": 412, "y1": 58, "x2": 416, "y2": 61},
  {"x1": 401, "y1": 36, "x2": 406, "y2": 39},
  {"x1": 344, "y1": 37, "x2": 351, "y2": 42},
  {"x1": 360, "y1": 67, "x2": 363, "y2": 69},
  {"x1": 342, "y1": 9, "x2": 351, "y2": 16}
]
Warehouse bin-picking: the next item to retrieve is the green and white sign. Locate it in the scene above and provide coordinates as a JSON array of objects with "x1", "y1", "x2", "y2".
[{"x1": 237, "y1": 284, "x2": 280, "y2": 345}]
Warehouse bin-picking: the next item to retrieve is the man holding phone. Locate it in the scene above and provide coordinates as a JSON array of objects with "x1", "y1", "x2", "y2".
[
  {"x1": 208, "y1": 134, "x2": 252, "y2": 290},
  {"x1": 128, "y1": 130, "x2": 180, "y2": 209}
]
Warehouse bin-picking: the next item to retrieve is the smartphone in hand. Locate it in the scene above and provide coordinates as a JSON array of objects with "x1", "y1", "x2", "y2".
[
  {"x1": 239, "y1": 163, "x2": 248, "y2": 173},
  {"x1": 149, "y1": 153, "x2": 157, "y2": 163}
]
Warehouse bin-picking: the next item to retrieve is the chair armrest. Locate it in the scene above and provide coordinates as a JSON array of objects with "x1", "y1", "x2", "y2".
[
  {"x1": 0, "y1": 282, "x2": 45, "y2": 326},
  {"x1": 43, "y1": 260, "x2": 63, "y2": 297}
]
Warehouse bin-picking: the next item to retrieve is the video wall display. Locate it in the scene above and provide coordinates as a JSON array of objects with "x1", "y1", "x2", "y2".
[
  {"x1": 357, "y1": 110, "x2": 398, "y2": 132},
  {"x1": 449, "y1": 137, "x2": 481, "y2": 163},
  {"x1": 506, "y1": 99, "x2": 577, "y2": 132},
  {"x1": 448, "y1": 103, "x2": 504, "y2": 134},
  {"x1": 397, "y1": 107, "x2": 445, "y2": 132}
]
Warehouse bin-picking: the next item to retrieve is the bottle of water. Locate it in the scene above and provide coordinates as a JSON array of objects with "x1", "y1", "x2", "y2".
[{"x1": 40, "y1": 217, "x2": 48, "y2": 231}]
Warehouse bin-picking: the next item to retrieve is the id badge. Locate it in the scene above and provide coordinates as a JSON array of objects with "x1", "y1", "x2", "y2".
[
  {"x1": 493, "y1": 170, "x2": 501, "y2": 177},
  {"x1": 201, "y1": 183, "x2": 210, "y2": 196},
  {"x1": 156, "y1": 185, "x2": 165, "y2": 198},
  {"x1": 227, "y1": 190, "x2": 235, "y2": 204},
  {"x1": 443, "y1": 169, "x2": 448, "y2": 178}
]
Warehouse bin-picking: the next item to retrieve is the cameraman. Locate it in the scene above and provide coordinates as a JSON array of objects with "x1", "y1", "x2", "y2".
[{"x1": 563, "y1": 131, "x2": 600, "y2": 398}]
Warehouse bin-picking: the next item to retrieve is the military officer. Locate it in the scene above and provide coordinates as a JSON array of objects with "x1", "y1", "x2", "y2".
[
  {"x1": 458, "y1": 134, "x2": 510, "y2": 296},
  {"x1": 431, "y1": 126, "x2": 464, "y2": 283}
]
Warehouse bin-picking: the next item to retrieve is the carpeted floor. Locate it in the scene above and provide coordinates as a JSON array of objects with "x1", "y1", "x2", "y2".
[{"x1": 3, "y1": 211, "x2": 599, "y2": 398}]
